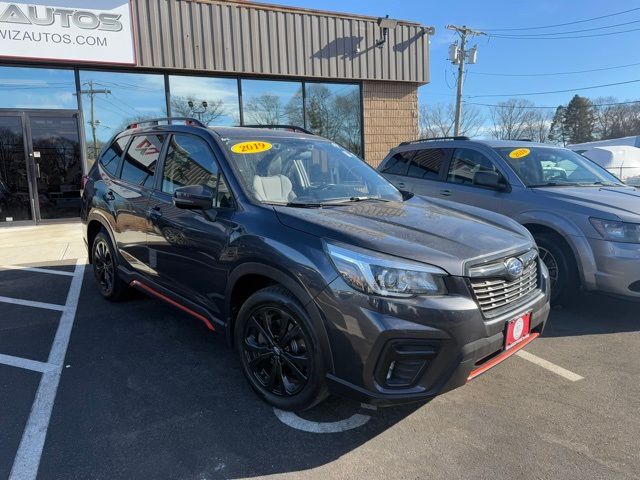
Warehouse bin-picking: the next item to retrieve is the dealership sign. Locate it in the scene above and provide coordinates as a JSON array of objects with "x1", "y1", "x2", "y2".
[{"x1": 0, "y1": 1, "x2": 135, "y2": 64}]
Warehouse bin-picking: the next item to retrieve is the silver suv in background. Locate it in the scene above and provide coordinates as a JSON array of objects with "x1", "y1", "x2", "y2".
[{"x1": 378, "y1": 137, "x2": 640, "y2": 302}]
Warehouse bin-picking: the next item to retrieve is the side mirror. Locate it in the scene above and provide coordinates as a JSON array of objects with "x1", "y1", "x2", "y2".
[
  {"x1": 473, "y1": 170, "x2": 508, "y2": 191},
  {"x1": 173, "y1": 185, "x2": 214, "y2": 210}
]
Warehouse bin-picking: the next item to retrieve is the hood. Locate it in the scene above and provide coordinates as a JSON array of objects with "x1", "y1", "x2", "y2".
[
  {"x1": 533, "y1": 186, "x2": 640, "y2": 221},
  {"x1": 274, "y1": 196, "x2": 533, "y2": 276}
]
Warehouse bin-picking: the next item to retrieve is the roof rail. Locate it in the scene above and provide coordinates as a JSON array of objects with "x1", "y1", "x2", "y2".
[
  {"x1": 240, "y1": 124, "x2": 314, "y2": 135},
  {"x1": 515, "y1": 138, "x2": 533, "y2": 142},
  {"x1": 399, "y1": 136, "x2": 470, "y2": 146},
  {"x1": 126, "y1": 117, "x2": 206, "y2": 130}
]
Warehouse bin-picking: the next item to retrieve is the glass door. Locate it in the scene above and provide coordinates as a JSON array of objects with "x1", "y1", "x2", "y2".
[
  {"x1": 0, "y1": 114, "x2": 33, "y2": 223},
  {"x1": 26, "y1": 113, "x2": 82, "y2": 221}
]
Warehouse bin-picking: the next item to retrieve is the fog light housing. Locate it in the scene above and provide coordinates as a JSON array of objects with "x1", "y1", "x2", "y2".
[{"x1": 375, "y1": 340, "x2": 438, "y2": 389}]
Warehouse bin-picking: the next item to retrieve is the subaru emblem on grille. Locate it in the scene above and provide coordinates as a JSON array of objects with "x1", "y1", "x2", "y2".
[{"x1": 504, "y1": 257, "x2": 524, "y2": 279}]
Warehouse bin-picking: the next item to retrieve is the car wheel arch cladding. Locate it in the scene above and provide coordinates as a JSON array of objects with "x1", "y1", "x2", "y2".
[
  {"x1": 520, "y1": 218, "x2": 588, "y2": 284},
  {"x1": 225, "y1": 262, "x2": 335, "y2": 374},
  {"x1": 86, "y1": 214, "x2": 118, "y2": 264}
]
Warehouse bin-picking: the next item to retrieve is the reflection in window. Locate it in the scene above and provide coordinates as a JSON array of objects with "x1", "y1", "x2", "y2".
[
  {"x1": 169, "y1": 76, "x2": 239, "y2": 126},
  {"x1": 305, "y1": 83, "x2": 362, "y2": 156},
  {"x1": 409, "y1": 149, "x2": 446, "y2": 180},
  {"x1": 447, "y1": 148, "x2": 496, "y2": 185},
  {"x1": 241, "y1": 79, "x2": 302, "y2": 126},
  {"x1": 121, "y1": 134, "x2": 165, "y2": 188},
  {"x1": 0, "y1": 66, "x2": 76, "y2": 110},
  {"x1": 100, "y1": 136, "x2": 129, "y2": 176},
  {"x1": 162, "y1": 135, "x2": 218, "y2": 194},
  {"x1": 79, "y1": 70, "x2": 166, "y2": 166}
]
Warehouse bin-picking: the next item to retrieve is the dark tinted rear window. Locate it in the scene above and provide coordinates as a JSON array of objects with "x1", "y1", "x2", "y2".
[
  {"x1": 407, "y1": 148, "x2": 446, "y2": 180},
  {"x1": 381, "y1": 151, "x2": 413, "y2": 175},
  {"x1": 120, "y1": 134, "x2": 165, "y2": 187},
  {"x1": 99, "y1": 137, "x2": 128, "y2": 176}
]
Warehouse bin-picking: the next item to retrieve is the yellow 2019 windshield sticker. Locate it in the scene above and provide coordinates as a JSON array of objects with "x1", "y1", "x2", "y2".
[
  {"x1": 231, "y1": 141, "x2": 272, "y2": 154},
  {"x1": 509, "y1": 148, "x2": 530, "y2": 159}
]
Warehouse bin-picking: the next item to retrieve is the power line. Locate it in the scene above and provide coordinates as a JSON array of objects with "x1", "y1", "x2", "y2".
[
  {"x1": 463, "y1": 100, "x2": 640, "y2": 109},
  {"x1": 488, "y1": 26, "x2": 640, "y2": 40},
  {"x1": 478, "y1": 6, "x2": 640, "y2": 32},
  {"x1": 487, "y1": 18, "x2": 640, "y2": 37},
  {"x1": 468, "y1": 78, "x2": 640, "y2": 98},
  {"x1": 468, "y1": 61, "x2": 640, "y2": 77}
]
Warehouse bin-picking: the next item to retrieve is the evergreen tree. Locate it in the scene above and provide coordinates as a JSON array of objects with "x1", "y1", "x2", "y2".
[
  {"x1": 563, "y1": 95, "x2": 595, "y2": 144},
  {"x1": 548, "y1": 106, "x2": 567, "y2": 145}
]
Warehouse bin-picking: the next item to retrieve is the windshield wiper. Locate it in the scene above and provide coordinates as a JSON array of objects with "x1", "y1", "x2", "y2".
[
  {"x1": 529, "y1": 182, "x2": 581, "y2": 187},
  {"x1": 322, "y1": 196, "x2": 391, "y2": 204},
  {"x1": 583, "y1": 181, "x2": 623, "y2": 187}
]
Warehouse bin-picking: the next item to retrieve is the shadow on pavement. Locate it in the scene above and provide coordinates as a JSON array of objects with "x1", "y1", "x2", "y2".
[
  {"x1": 544, "y1": 291, "x2": 640, "y2": 338},
  {"x1": 38, "y1": 269, "x2": 422, "y2": 480}
]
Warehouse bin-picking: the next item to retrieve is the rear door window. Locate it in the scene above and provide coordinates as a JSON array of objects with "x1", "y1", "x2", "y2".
[
  {"x1": 120, "y1": 134, "x2": 165, "y2": 188},
  {"x1": 447, "y1": 148, "x2": 498, "y2": 185},
  {"x1": 381, "y1": 151, "x2": 414, "y2": 175},
  {"x1": 99, "y1": 137, "x2": 129, "y2": 176},
  {"x1": 407, "y1": 148, "x2": 446, "y2": 180}
]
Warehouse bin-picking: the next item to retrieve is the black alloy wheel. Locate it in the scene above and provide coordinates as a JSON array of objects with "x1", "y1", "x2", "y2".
[
  {"x1": 92, "y1": 231, "x2": 127, "y2": 301},
  {"x1": 242, "y1": 306, "x2": 311, "y2": 397},
  {"x1": 235, "y1": 285, "x2": 328, "y2": 410},
  {"x1": 94, "y1": 237, "x2": 115, "y2": 296}
]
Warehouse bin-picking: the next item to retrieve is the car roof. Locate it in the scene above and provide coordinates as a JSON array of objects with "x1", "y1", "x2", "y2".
[
  {"x1": 390, "y1": 138, "x2": 564, "y2": 154},
  {"x1": 209, "y1": 126, "x2": 320, "y2": 141}
]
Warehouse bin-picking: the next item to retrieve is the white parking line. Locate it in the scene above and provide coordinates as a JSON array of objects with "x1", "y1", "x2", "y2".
[
  {"x1": 0, "y1": 354, "x2": 56, "y2": 374},
  {"x1": 0, "y1": 265, "x2": 75, "y2": 277},
  {"x1": 0, "y1": 296, "x2": 66, "y2": 312},
  {"x1": 9, "y1": 258, "x2": 85, "y2": 480},
  {"x1": 516, "y1": 349, "x2": 584, "y2": 382}
]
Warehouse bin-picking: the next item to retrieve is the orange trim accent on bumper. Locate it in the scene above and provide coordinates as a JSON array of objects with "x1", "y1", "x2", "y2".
[
  {"x1": 130, "y1": 280, "x2": 215, "y2": 331},
  {"x1": 467, "y1": 332, "x2": 539, "y2": 382}
]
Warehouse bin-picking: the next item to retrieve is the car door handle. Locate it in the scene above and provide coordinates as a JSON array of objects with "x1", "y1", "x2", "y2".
[
  {"x1": 148, "y1": 205, "x2": 162, "y2": 218},
  {"x1": 440, "y1": 189, "x2": 452, "y2": 196},
  {"x1": 396, "y1": 182, "x2": 406, "y2": 189},
  {"x1": 105, "y1": 190, "x2": 115, "y2": 201}
]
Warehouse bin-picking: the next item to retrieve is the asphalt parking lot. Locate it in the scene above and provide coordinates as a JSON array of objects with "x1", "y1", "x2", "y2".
[{"x1": 1, "y1": 225, "x2": 639, "y2": 480}]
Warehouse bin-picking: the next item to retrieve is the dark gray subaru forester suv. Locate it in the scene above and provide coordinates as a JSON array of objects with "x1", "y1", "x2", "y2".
[{"x1": 82, "y1": 118, "x2": 550, "y2": 411}]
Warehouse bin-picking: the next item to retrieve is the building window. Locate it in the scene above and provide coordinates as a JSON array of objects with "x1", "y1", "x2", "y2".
[
  {"x1": 168, "y1": 75, "x2": 239, "y2": 126},
  {"x1": 241, "y1": 79, "x2": 303, "y2": 126},
  {"x1": 305, "y1": 83, "x2": 362, "y2": 156},
  {"x1": 0, "y1": 66, "x2": 76, "y2": 110},
  {"x1": 78, "y1": 70, "x2": 166, "y2": 165}
]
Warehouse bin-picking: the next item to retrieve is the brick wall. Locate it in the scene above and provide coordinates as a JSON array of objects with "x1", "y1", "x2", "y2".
[{"x1": 362, "y1": 81, "x2": 419, "y2": 167}]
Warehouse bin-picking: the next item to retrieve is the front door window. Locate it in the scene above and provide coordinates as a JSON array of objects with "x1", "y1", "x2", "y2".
[
  {"x1": 28, "y1": 116, "x2": 82, "y2": 220},
  {"x1": 0, "y1": 116, "x2": 31, "y2": 223}
]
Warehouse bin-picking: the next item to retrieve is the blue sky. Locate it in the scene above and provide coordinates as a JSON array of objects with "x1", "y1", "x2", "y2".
[{"x1": 267, "y1": 0, "x2": 640, "y2": 115}]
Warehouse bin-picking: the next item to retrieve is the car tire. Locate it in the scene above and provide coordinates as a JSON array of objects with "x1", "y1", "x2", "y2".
[
  {"x1": 92, "y1": 230, "x2": 128, "y2": 301},
  {"x1": 235, "y1": 285, "x2": 328, "y2": 411},
  {"x1": 534, "y1": 232, "x2": 578, "y2": 304}
]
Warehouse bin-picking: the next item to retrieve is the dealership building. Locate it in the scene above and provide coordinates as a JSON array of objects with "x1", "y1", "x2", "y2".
[{"x1": 0, "y1": 0, "x2": 430, "y2": 225}]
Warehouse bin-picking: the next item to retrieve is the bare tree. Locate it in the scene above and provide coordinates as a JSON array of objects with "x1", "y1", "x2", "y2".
[
  {"x1": 592, "y1": 97, "x2": 640, "y2": 139},
  {"x1": 170, "y1": 96, "x2": 226, "y2": 125},
  {"x1": 244, "y1": 93, "x2": 290, "y2": 125},
  {"x1": 419, "y1": 103, "x2": 484, "y2": 138},
  {"x1": 490, "y1": 99, "x2": 550, "y2": 142}
]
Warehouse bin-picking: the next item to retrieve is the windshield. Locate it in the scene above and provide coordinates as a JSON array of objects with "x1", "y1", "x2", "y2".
[
  {"x1": 494, "y1": 146, "x2": 624, "y2": 187},
  {"x1": 220, "y1": 136, "x2": 403, "y2": 205}
]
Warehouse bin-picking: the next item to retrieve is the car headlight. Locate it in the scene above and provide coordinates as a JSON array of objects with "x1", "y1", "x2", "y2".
[
  {"x1": 590, "y1": 218, "x2": 640, "y2": 243},
  {"x1": 325, "y1": 242, "x2": 448, "y2": 297}
]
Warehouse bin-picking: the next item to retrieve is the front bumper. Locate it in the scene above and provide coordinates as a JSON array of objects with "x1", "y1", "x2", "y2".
[
  {"x1": 315, "y1": 264, "x2": 551, "y2": 406},
  {"x1": 586, "y1": 237, "x2": 640, "y2": 298}
]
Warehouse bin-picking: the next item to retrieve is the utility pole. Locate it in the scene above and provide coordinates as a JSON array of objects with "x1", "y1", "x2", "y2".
[
  {"x1": 76, "y1": 81, "x2": 110, "y2": 159},
  {"x1": 446, "y1": 25, "x2": 485, "y2": 136}
]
